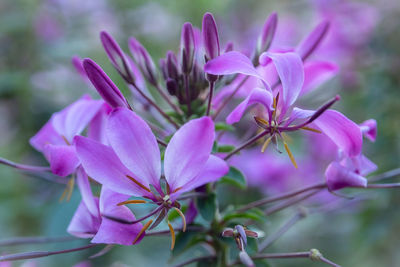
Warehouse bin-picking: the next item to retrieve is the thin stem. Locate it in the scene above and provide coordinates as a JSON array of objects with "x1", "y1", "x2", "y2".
[
  {"x1": 224, "y1": 130, "x2": 270, "y2": 160},
  {"x1": 253, "y1": 251, "x2": 310, "y2": 259},
  {"x1": 258, "y1": 210, "x2": 306, "y2": 252},
  {"x1": 237, "y1": 182, "x2": 326, "y2": 213},
  {"x1": 184, "y1": 74, "x2": 192, "y2": 116},
  {"x1": 0, "y1": 244, "x2": 97, "y2": 262},
  {"x1": 131, "y1": 83, "x2": 179, "y2": 129},
  {"x1": 368, "y1": 167, "x2": 400, "y2": 182},
  {"x1": 146, "y1": 226, "x2": 204, "y2": 237},
  {"x1": 173, "y1": 255, "x2": 216, "y2": 267},
  {"x1": 155, "y1": 83, "x2": 184, "y2": 115},
  {"x1": 206, "y1": 81, "x2": 215, "y2": 116},
  {"x1": 157, "y1": 138, "x2": 167, "y2": 147},
  {"x1": 0, "y1": 236, "x2": 78, "y2": 247},
  {"x1": 366, "y1": 183, "x2": 400, "y2": 188},
  {"x1": 102, "y1": 205, "x2": 163, "y2": 224},
  {"x1": 0, "y1": 157, "x2": 51, "y2": 172},
  {"x1": 265, "y1": 190, "x2": 321, "y2": 216},
  {"x1": 212, "y1": 76, "x2": 249, "y2": 120}
]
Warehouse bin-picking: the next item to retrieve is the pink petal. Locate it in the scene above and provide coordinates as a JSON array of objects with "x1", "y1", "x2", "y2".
[
  {"x1": 325, "y1": 161, "x2": 367, "y2": 191},
  {"x1": 87, "y1": 103, "x2": 112, "y2": 145},
  {"x1": 204, "y1": 51, "x2": 269, "y2": 88},
  {"x1": 67, "y1": 199, "x2": 100, "y2": 238},
  {"x1": 285, "y1": 107, "x2": 315, "y2": 126},
  {"x1": 359, "y1": 119, "x2": 377, "y2": 142},
  {"x1": 226, "y1": 88, "x2": 274, "y2": 124},
  {"x1": 75, "y1": 136, "x2": 151, "y2": 197},
  {"x1": 260, "y1": 52, "x2": 304, "y2": 108},
  {"x1": 301, "y1": 61, "x2": 339, "y2": 95},
  {"x1": 164, "y1": 117, "x2": 215, "y2": 191},
  {"x1": 313, "y1": 110, "x2": 363, "y2": 157},
  {"x1": 30, "y1": 120, "x2": 65, "y2": 151},
  {"x1": 45, "y1": 144, "x2": 80, "y2": 177},
  {"x1": 107, "y1": 108, "x2": 161, "y2": 189},
  {"x1": 76, "y1": 166, "x2": 99, "y2": 217}
]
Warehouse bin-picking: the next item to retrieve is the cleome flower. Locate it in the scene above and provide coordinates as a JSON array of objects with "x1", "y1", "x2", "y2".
[{"x1": 75, "y1": 108, "x2": 228, "y2": 248}]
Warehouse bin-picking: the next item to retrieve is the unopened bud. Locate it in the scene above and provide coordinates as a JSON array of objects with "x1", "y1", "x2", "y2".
[
  {"x1": 309, "y1": 248, "x2": 323, "y2": 261},
  {"x1": 296, "y1": 20, "x2": 330, "y2": 61},
  {"x1": 257, "y1": 12, "x2": 278, "y2": 55},
  {"x1": 180, "y1": 22, "x2": 195, "y2": 74},
  {"x1": 166, "y1": 51, "x2": 180, "y2": 80},
  {"x1": 128, "y1": 37, "x2": 158, "y2": 86},
  {"x1": 166, "y1": 78, "x2": 178, "y2": 96},
  {"x1": 222, "y1": 228, "x2": 234, "y2": 237},
  {"x1": 202, "y1": 12, "x2": 220, "y2": 61}
]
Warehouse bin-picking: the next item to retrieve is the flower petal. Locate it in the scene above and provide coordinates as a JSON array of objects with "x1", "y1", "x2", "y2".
[
  {"x1": 301, "y1": 61, "x2": 339, "y2": 95},
  {"x1": 75, "y1": 136, "x2": 151, "y2": 197},
  {"x1": 226, "y1": 88, "x2": 274, "y2": 124},
  {"x1": 30, "y1": 120, "x2": 65, "y2": 151},
  {"x1": 107, "y1": 108, "x2": 161, "y2": 189},
  {"x1": 76, "y1": 166, "x2": 99, "y2": 217},
  {"x1": 45, "y1": 144, "x2": 80, "y2": 177},
  {"x1": 87, "y1": 103, "x2": 112, "y2": 145},
  {"x1": 204, "y1": 51, "x2": 269, "y2": 88},
  {"x1": 260, "y1": 52, "x2": 304, "y2": 108},
  {"x1": 359, "y1": 119, "x2": 377, "y2": 142},
  {"x1": 164, "y1": 117, "x2": 215, "y2": 191},
  {"x1": 285, "y1": 107, "x2": 315, "y2": 126},
  {"x1": 67, "y1": 199, "x2": 100, "y2": 238},
  {"x1": 325, "y1": 161, "x2": 367, "y2": 191},
  {"x1": 313, "y1": 110, "x2": 362, "y2": 157}
]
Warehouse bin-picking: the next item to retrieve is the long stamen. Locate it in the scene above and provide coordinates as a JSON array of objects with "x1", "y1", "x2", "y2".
[
  {"x1": 254, "y1": 116, "x2": 269, "y2": 129},
  {"x1": 61, "y1": 135, "x2": 71, "y2": 145},
  {"x1": 132, "y1": 219, "x2": 153, "y2": 244},
  {"x1": 283, "y1": 142, "x2": 298, "y2": 169},
  {"x1": 117, "y1": 199, "x2": 147, "y2": 206},
  {"x1": 126, "y1": 175, "x2": 151, "y2": 192},
  {"x1": 168, "y1": 222, "x2": 176, "y2": 250},
  {"x1": 173, "y1": 207, "x2": 187, "y2": 232},
  {"x1": 300, "y1": 126, "x2": 322, "y2": 133},
  {"x1": 59, "y1": 177, "x2": 75, "y2": 202},
  {"x1": 172, "y1": 186, "x2": 183, "y2": 194},
  {"x1": 261, "y1": 136, "x2": 273, "y2": 153}
]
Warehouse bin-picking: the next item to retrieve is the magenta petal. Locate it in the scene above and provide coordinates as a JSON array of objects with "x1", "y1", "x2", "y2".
[
  {"x1": 75, "y1": 136, "x2": 151, "y2": 197},
  {"x1": 226, "y1": 88, "x2": 274, "y2": 124},
  {"x1": 30, "y1": 120, "x2": 65, "y2": 152},
  {"x1": 204, "y1": 51, "x2": 269, "y2": 88},
  {"x1": 301, "y1": 61, "x2": 339, "y2": 95},
  {"x1": 45, "y1": 144, "x2": 79, "y2": 177},
  {"x1": 285, "y1": 107, "x2": 315, "y2": 126},
  {"x1": 87, "y1": 103, "x2": 112, "y2": 145},
  {"x1": 325, "y1": 162, "x2": 367, "y2": 191},
  {"x1": 260, "y1": 52, "x2": 304, "y2": 108},
  {"x1": 76, "y1": 166, "x2": 99, "y2": 217},
  {"x1": 172, "y1": 155, "x2": 228, "y2": 199},
  {"x1": 164, "y1": 117, "x2": 215, "y2": 191},
  {"x1": 67, "y1": 199, "x2": 100, "y2": 238},
  {"x1": 52, "y1": 96, "x2": 103, "y2": 142},
  {"x1": 314, "y1": 110, "x2": 363, "y2": 157},
  {"x1": 107, "y1": 108, "x2": 161, "y2": 189},
  {"x1": 359, "y1": 119, "x2": 377, "y2": 142},
  {"x1": 92, "y1": 187, "x2": 143, "y2": 246}
]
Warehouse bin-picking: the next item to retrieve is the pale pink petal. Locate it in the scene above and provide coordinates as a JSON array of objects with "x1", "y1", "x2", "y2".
[
  {"x1": 30, "y1": 120, "x2": 65, "y2": 151},
  {"x1": 87, "y1": 103, "x2": 112, "y2": 145},
  {"x1": 226, "y1": 88, "x2": 274, "y2": 124},
  {"x1": 76, "y1": 166, "x2": 99, "y2": 217},
  {"x1": 45, "y1": 144, "x2": 79, "y2": 177},
  {"x1": 325, "y1": 161, "x2": 367, "y2": 191},
  {"x1": 67, "y1": 199, "x2": 100, "y2": 238},
  {"x1": 164, "y1": 117, "x2": 214, "y2": 191},
  {"x1": 301, "y1": 61, "x2": 339, "y2": 95}
]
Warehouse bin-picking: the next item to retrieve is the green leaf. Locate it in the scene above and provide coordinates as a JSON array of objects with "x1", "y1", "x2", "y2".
[
  {"x1": 197, "y1": 258, "x2": 216, "y2": 267},
  {"x1": 223, "y1": 208, "x2": 265, "y2": 223},
  {"x1": 172, "y1": 230, "x2": 205, "y2": 258},
  {"x1": 215, "y1": 122, "x2": 235, "y2": 132},
  {"x1": 197, "y1": 193, "x2": 217, "y2": 221},
  {"x1": 216, "y1": 145, "x2": 236, "y2": 153},
  {"x1": 219, "y1": 167, "x2": 247, "y2": 189}
]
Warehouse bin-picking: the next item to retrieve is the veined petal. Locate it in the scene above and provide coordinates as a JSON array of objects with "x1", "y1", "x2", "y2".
[
  {"x1": 226, "y1": 88, "x2": 274, "y2": 124},
  {"x1": 285, "y1": 107, "x2": 315, "y2": 126},
  {"x1": 325, "y1": 161, "x2": 367, "y2": 191},
  {"x1": 171, "y1": 155, "x2": 228, "y2": 200},
  {"x1": 260, "y1": 52, "x2": 304, "y2": 108},
  {"x1": 87, "y1": 103, "x2": 112, "y2": 145},
  {"x1": 107, "y1": 108, "x2": 161, "y2": 189},
  {"x1": 67, "y1": 199, "x2": 100, "y2": 238},
  {"x1": 76, "y1": 166, "x2": 99, "y2": 217},
  {"x1": 45, "y1": 144, "x2": 79, "y2": 177},
  {"x1": 313, "y1": 110, "x2": 362, "y2": 157},
  {"x1": 164, "y1": 117, "x2": 214, "y2": 191},
  {"x1": 30, "y1": 120, "x2": 65, "y2": 152},
  {"x1": 204, "y1": 51, "x2": 270, "y2": 89},
  {"x1": 75, "y1": 136, "x2": 151, "y2": 197},
  {"x1": 301, "y1": 61, "x2": 339, "y2": 95},
  {"x1": 52, "y1": 95, "x2": 103, "y2": 142}
]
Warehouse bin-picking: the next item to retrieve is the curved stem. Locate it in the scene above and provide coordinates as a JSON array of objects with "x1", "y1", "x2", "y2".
[
  {"x1": 224, "y1": 130, "x2": 270, "y2": 160},
  {"x1": 155, "y1": 83, "x2": 183, "y2": 115},
  {"x1": 368, "y1": 168, "x2": 400, "y2": 182},
  {"x1": 0, "y1": 236, "x2": 78, "y2": 247},
  {"x1": 0, "y1": 157, "x2": 51, "y2": 172},
  {"x1": 102, "y1": 205, "x2": 163, "y2": 224},
  {"x1": 206, "y1": 81, "x2": 215, "y2": 116},
  {"x1": 184, "y1": 74, "x2": 192, "y2": 116}
]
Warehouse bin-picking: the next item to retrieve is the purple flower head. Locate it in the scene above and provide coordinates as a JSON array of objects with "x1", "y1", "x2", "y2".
[
  {"x1": 128, "y1": 37, "x2": 158, "y2": 86},
  {"x1": 75, "y1": 108, "x2": 228, "y2": 246},
  {"x1": 83, "y1": 58, "x2": 131, "y2": 109},
  {"x1": 29, "y1": 95, "x2": 103, "y2": 176},
  {"x1": 68, "y1": 167, "x2": 143, "y2": 245},
  {"x1": 180, "y1": 22, "x2": 195, "y2": 74}
]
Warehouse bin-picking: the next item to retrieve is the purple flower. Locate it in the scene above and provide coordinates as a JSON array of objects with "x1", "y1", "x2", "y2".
[
  {"x1": 68, "y1": 167, "x2": 143, "y2": 245},
  {"x1": 29, "y1": 95, "x2": 103, "y2": 176},
  {"x1": 75, "y1": 108, "x2": 228, "y2": 242}
]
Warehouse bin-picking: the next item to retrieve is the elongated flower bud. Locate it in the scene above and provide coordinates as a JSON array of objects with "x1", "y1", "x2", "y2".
[
  {"x1": 257, "y1": 12, "x2": 278, "y2": 55},
  {"x1": 180, "y1": 22, "x2": 195, "y2": 74},
  {"x1": 166, "y1": 51, "x2": 180, "y2": 80},
  {"x1": 202, "y1": 12, "x2": 220, "y2": 61},
  {"x1": 128, "y1": 37, "x2": 158, "y2": 86},
  {"x1": 296, "y1": 20, "x2": 330, "y2": 61},
  {"x1": 100, "y1": 31, "x2": 134, "y2": 83},
  {"x1": 83, "y1": 58, "x2": 130, "y2": 109}
]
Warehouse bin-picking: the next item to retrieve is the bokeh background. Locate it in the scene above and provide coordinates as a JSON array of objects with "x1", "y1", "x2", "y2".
[{"x1": 0, "y1": 0, "x2": 399, "y2": 266}]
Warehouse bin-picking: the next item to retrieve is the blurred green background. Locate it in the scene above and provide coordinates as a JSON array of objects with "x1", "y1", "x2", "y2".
[{"x1": 0, "y1": 0, "x2": 399, "y2": 266}]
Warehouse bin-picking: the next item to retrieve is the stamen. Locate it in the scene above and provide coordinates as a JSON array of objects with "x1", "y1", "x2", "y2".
[
  {"x1": 168, "y1": 222, "x2": 176, "y2": 250},
  {"x1": 254, "y1": 116, "x2": 269, "y2": 127},
  {"x1": 173, "y1": 207, "x2": 187, "y2": 232},
  {"x1": 261, "y1": 136, "x2": 272, "y2": 153},
  {"x1": 61, "y1": 135, "x2": 71, "y2": 145},
  {"x1": 271, "y1": 93, "x2": 279, "y2": 118},
  {"x1": 59, "y1": 177, "x2": 75, "y2": 202},
  {"x1": 300, "y1": 126, "x2": 322, "y2": 133},
  {"x1": 132, "y1": 219, "x2": 153, "y2": 244},
  {"x1": 172, "y1": 186, "x2": 183, "y2": 194},
  {"x1": 283, "y1": 142, "x2": 298, "y2": 169},
  {"x1": 117, "y1": 199, "x2": 147, "y2": 206},
  {"x1": 126, "y1": 175, "x2": 151, "y2": 192}
]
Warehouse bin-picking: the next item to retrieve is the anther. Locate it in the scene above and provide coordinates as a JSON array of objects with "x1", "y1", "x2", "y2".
[
  {"x1": 261, "y1": 136, "x2": 273, "y2": 153},
  {"x1": 300, "y1": 126, "x2": 322, "y2": 133},
  {"x1": 132, "y1": 219, "x2": 153, "y2": 244},
  {"x1": 117, "y1": 199, "x2": 147, "y2": 206},
  {"x1": 168, "y1": 222, "x2": 176, "y2": 250},
  {"x1": 283, "y1": 142, "x2": 298, "y2": 169},
  {"x1": 173, "y1": 207, "x2": 187, "y2": 232},
  {"x1": 126, "y1": 175, "x2": 151, "y2": 192}
]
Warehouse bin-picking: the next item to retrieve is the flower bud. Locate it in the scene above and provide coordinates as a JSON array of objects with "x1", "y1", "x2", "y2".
[
  {"x1": 257, "y1": 12, "x2": 278, "y2": 55},
  {"x1": 83, "y1": 58, "x2": 130, "y2": 109},
  {"x1": 100, "y1": 31, "x2": 134, "y2": 83},
  {"x1": 159, "y1": 58, "x2": 168, "y2": 80},
  {"x1": 202, "y1": 12, "x2": 220, "y2": 62},
  {"x1": 239, "y1": 251, "x2": 254, "y2": 267},
  {"x1": 166, "y1": 78, "x2": 177, "y2": 96},
  {"x1": 296, "y1": 20, "x2": 330, "y2": 61},
  {"x1": 180, "y1": 22, "x2": 195, "y2": 74},
  {"x1": 166, "y1": 51, "x2": 180, "y2": 80},
  {"x1": 128, "y1": 37, "x2": 158, "y2": 86}
]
